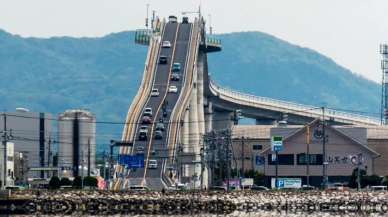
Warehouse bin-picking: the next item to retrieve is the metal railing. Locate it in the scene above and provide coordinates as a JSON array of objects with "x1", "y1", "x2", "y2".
[
  {"x1": 209, "y1": 79, "x2": 380, "y2": 125},
  {"x1": 206, "y1": 37, "x2": 221, "y2": 46}
]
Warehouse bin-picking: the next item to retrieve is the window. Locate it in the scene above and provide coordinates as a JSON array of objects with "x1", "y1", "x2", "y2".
[
  {"x1": 252, "y1": 145, "x2": 262, "y2": 150},
  {"x1": 297, "y1": 153, "x2": 323, "y2": 165},
  {"x1": 268, "y1": 154, "x2": 294, "y2": 165}
]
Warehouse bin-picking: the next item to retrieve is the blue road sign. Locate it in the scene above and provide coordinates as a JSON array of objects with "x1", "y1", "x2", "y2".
[
  {"x1": 273, "y1": 145, "x2": 283, "y2": 152},
  {"x1": 255, "y1": 156, "x2": 265, "y2": 165},
  {"x1": 119, "y1": 154, "x2": 145, "y2": 168}
]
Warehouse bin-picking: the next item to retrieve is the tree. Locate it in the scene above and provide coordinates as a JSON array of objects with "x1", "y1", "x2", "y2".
[
  {"x1": 244, "y1": 170, "x2": 265, "y2": 186},
  {"x1": 72, "y1": 176, "x2": 83, "y2": 189},
  {"x1": 348, "y1": 168, "x2": 366, "y2": 188},
  {"x1": 382, "y1": 176, "x2": 388, "y2": 187},
  {"x1": 84, "y1": 176, "x2": 98, "y2": 188},
  {"x1": 60, "y1": 177, "x2": 72, "y2": 186},
  {"x1": 362, "y1": 175, "x2": 382, "y2": 187},
  {"x1": 48, "y1": 176, "x2": 61, "y2": 189}
]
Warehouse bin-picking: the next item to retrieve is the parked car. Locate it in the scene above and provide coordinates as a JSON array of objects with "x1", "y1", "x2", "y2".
[
  {"x1": 155, "y1": 122, "x2": 165, "y2": 131},
  {"x1": 170, "y1": 73, "x2": 180, "y2": 81},
  {"x1": 151, "y1": 88, "x2": 159, "y2": 97},
  {"x1": 168, "y1": 15, "x2": 178, "y2": 23},
  {"x1": 168, "y1": 85, "x2": 178, "y2": 93},
  {"x1": 172, "y1": 62, "x2": 181, "y2": 72},
  {"x1": 209, "y1": 186, "x2": 227, "y2": 192},
  {"x1": 143, "y1": 107, "x2": 152, "y2": 117},
  {"x1": 182, "y1": 17, "x2": 189, "y2": 24},
  {"x1": 129, "y1": 185, "x2": 150, "y2": 191},
  {"x1": 141, "y1": 116, "x2": 152, "y2": 124},
  {"x1": 159, "y1": 56, "x2": 168, "y2": 64},
  {"x1": 154, "y1": 130, "x2": 163, "y2": 139},
  {"x1": 250, "y1": 185, "x2": 269, "y2": 191},
  {"x1": 148, "y1": 159, "x2": 158, "y2": 169},
  {"x1": 162, "y1": 41, "x2": 171, "y2": 48}
]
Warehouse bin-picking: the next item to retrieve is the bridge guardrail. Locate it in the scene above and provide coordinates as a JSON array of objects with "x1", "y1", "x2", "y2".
[
  {"x1": 165, "y1": 19, "x2": 201, "y2": 186},
  {"x1": 209, "y1": 79, "x2": 380, "y2": 125},
  {"x1": 114, "y1": 23, "x2": 165, "y2": 190}
]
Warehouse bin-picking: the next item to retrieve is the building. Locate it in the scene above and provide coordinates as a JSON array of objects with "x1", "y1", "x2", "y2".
[
  {"x1": 231, "y1": 120, "x2": 388, "y2": 187},
  {"x1": 0, "y1": 110, "x2": 52, "y2": 180},
  {"x1": 14, "y1": 151, "x2": 29, "y2": 186},
  {"x1": 58, "y1": 109, "x2": 96, "y2": 178},
  {"x1": 0, "y1": 142, "x2": 15, "y2": 187}
]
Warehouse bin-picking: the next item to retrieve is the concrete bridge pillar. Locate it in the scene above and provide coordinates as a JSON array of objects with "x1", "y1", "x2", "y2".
[
  {"x1": 212, "y1": 110, "x2": 234, "y2": 130},
  {"x1": 204, "y1": 99, "x2": 213, "y2": 133},
  {"x1": 181, "y1": 108, "x2": 190, "y2": 178},
  {"x1": 189, "y1": 80, "x2": 201, "y2": 188}
]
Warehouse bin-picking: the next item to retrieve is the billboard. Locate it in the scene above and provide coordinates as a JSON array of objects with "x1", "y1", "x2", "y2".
[{"x1": 271, "y1": 178, "x2": 302, "y2": 189}]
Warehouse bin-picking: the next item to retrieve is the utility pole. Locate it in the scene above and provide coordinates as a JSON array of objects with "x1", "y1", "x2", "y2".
[
  {"x1": 2, "y1": 113, "x2": 7, "y2": 189},
  {"x1": 103, "y1": 150, "x2": 106, "y2": 180},
  {"x1": 145, "y1": 3, "x2": 150, "y2": 29},
  {"x1": 226, "y1": 130, "x2": 231, "y2": 192},
  {"x1": 87, "y1": 138, "x2": 91, "y2": 177},
  {"x1": 81, "y1": 150, "x2": 84, "y2": 189},
  {"x1": 322, "y1": 106, "x2": 328, "y2": 189},
  {"x1": 47, "y1": 136, "x2": 52, "y2": 178},
  {"x1": 275, "y1": 150, "x2": 279, "y2": 189},
  {"x1": 241, "y1": 136, "x2": 245, "y2": 179},
  {"x1": 306, "y1": 125, "x2": 310, "y2": 186}
]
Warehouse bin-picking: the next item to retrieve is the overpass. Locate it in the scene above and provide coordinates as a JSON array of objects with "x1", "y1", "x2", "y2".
[{"x1": 113, "y1": 16, "x2": 380, "y2": 190}]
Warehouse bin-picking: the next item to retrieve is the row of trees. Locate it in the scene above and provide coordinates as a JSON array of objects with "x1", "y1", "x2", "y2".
[
  {"x1": 48, "y1": 176, "x2": 98, "y2": 189},
  {"x1": 348, "y1": 168, "x2": 388, "y2": 188}
]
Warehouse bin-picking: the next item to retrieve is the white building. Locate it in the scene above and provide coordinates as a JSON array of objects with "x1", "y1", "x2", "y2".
[
  {"x1": 0, "y1": 142, "x2": 15, "y2": 187},
  {"x1": 58, "y1": 109, "x2": 96, "y2": 178}
]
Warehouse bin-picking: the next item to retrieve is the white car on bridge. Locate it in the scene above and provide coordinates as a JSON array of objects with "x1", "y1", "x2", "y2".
[
  {"x1": 168, "y1": 85, "x2": 178, "y2": 93},
  {"x1": 162, "y1": 41, "x2": 171, "y2": 48},
  {"x1": 148, "y1": 159, "x2": 158, "y2": 169},
  {"x1": 151, "y1": 88, "x2": 160, "y2": 97}
]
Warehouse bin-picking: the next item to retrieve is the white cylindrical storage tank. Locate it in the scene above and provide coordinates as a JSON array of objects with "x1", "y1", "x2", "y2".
[{"x1": 58, "y1": 109, "x2": 96, "y2": 178}]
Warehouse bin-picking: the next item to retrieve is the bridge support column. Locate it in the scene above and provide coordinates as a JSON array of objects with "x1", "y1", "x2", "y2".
[
  {"x1": 197, "y1": 52, "x2": 208, "y2": 189},
  {"x1": 212, "y1": 110, "x2": 234, "y2": 130},
  {"x1": 189, "y1": 80, "x2": 201, "y2": 189},
  {"x1": 204, "y1": 100, "x2": 213, "y2": 133},
  {"x1": 181, "y1": 108, "x2": 190, "y2": 179}
]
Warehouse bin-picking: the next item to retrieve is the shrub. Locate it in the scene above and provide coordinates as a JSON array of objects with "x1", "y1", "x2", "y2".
[{"x1": 48, "y1": 176, "x2": 61, "y2": 189}]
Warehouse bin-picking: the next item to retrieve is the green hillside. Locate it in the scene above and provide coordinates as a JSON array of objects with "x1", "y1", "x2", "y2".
[{"x1": 0, "y1": 29, "x2": 380, "y2": 149}]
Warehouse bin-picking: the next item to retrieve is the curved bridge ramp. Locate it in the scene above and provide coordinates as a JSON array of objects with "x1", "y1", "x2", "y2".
[{"x1": 209, "y1": 79, "x2": 380, "y2": 126}]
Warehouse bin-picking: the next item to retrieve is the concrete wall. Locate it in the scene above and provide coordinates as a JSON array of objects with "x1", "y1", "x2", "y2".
[{"x1": 368, "y1": 139, "x2": 388, "y2": 176}]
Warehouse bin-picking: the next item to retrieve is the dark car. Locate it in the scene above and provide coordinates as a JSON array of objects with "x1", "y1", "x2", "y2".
[
  {"x1": 141, "y1": 116, "x2": 152, "y2": 124},
  {"x1": 170, "y1": 73, "x2": 180, "y2": 81},
  {"x1": 138, "y1": 126, "x2": 148, "y2": 141},
  {"x1": 159, "y1": 56, "x2": 168, "y2": 64},
  {"x1": 154, "y1": 130, "x2": 163, "y2": 139},
  {"x1": 155, "y1": 122, "x2": 165, "y2": 131},
  {"x1": 182, "y1": 17, "x2": 189, "y2": 24},
  {"x1": 168, "y1": 15, "x2": 177, "y2": 23}
]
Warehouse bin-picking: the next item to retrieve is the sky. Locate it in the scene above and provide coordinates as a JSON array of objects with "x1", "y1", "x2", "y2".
[{"x1": 1, "y1": 0, "x2": 387, "y2": 83}]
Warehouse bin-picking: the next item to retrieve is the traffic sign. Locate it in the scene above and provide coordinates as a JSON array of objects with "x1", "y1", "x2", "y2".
[
  {"x1": 271, "y1": 136, "x2": 283, "y2": 152},
  {"x1": 119, "y1": 154, "x2": 145, "y2": 168}
]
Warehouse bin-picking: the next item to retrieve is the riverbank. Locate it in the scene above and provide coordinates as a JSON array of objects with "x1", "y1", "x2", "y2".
[{"x1": 2, "y1": 190, "x2": 388, "y2": 215}]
